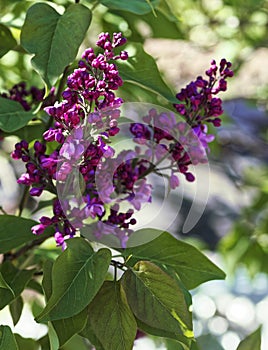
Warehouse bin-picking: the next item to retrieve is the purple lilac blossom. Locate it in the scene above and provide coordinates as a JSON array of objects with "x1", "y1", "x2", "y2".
[{"x1": 12, "y1": 42, "x2": 233, "y2": 248}]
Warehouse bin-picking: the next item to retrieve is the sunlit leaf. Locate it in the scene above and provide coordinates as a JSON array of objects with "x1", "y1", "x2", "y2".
[
  {"x1": 121, "y1": 260, "x2": 193, "y2": 346},
  {"x1": 117, "y1": 43, "x2": 177, "y2": 103},
  {"x1": 21, "y1": 3, "x2": 92, "y2": 87},
  {"x1": 122, "y1": 230, "x2": 226, "y2": 289}
]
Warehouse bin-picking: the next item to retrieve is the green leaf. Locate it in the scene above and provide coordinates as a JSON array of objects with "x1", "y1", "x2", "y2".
[
  {"x1": 117, "y1": 43, "x2": 177, "y2": 103},
  {"x1": 0, "y1": 262, "x2": 34, "y2": 310},
  {"x1": 36, "y1": 238, "x2": 111, "y2": 322},
  {"x1": 9, "y1": 296, "x2": 23, "y2": 326},
  {"x1": 99, "y1": 0, "x2": 160, "y2": 14},
  {"x1": 0, "y1": 98, "x2": 34, "y2": 133},
  {"x1": 0, "y1": 215, "x2": 51, "y2": 254},
  {"x1": 42, "y1": 259, "x2": 88, "y2": 347},
  {"x1": 38, "y1": 335, "x2": 50, "y2": 350},
  {"x1": 54, "y1": 309, "x2": 88, "y2": 347},
  {"x1": 0, "y1": 24, "x2": 17, "y2": 58},
  {"x1": 61, "y1": 334, "x2": 90, "y2": 350},
  {"x1": 27, "y1": 279, "x2": 44, "y2": 295},
  {"x1": 166, "y1": 338, "x2": 190, "y2": 350},
  {"x1": 5, "y1": 122, "x2": 46, "y2": 143},
  {"x1": 0, "y1": 272, "x2": 14, "y2": 295},
  {"x1": 136, "y1": 318, "x2": 191, "y2": 347},
  {"x1": 82, "y1": 281, "x2": 137, "y2": 350},
  {"x1": 121, "y1": 260, "x2": 193, "y2": 345},
  {"x1": 193, "y1": 334, "x2": 224, "y2": 350},
  {"x1": 21, "y1": 3, "x2": 92, "y2": 87},
  {"x1": 122, "y1": 230, "x2": 226, "y2": 289},
  {"x1": 237, "y1": 327, "x2": 262, "y2": 350},
  {"x1": 80, "y1": 320, "x2": 104, "y2": 350},
  {"x1": 0, "y1": 325, "x2": 19, "y2": 350},
  {"x1": 48, "y1": 323, "x2": 59, "y2": 350},
  {"x1": 14, "y1": 334, "x2": 39, "y2": 350}
]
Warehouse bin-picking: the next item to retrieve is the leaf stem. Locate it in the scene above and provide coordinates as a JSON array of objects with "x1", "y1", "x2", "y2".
[
  {"x1": 110, "y1": 259, "x2": 126, "y2": 273},
  {"x1": 18, "y1": 186, "x2": 30, "y2": 216},
  {"x1": 91, "y1": 0, "x2": 100, "y2": 11},
  {"x1": 0, "y1": 206, "x2": 7, "y2": 215}
]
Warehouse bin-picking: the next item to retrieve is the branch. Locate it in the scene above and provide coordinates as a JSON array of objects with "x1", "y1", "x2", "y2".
[{"x1": 3, "y1": 234, "x2": 52, "y2": 262}]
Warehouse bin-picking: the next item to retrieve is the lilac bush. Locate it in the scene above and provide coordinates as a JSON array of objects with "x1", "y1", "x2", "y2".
[{"x1": 1, "y1": 2, "x2": 260, "y2": 349}]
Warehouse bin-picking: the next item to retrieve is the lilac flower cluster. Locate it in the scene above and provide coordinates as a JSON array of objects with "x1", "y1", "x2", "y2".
[
  {"x1": 1, "y1": 82, "x2": 44, "y2": 111},
  {"x1": 12, "y1": 32, "x2": 132, "y2": 247},
  {"x1": 129, "y1": 59, "x2": 233, "y2": 188},
  {"x1": 12, "y1": 140, "x2": 58, "y2": 197},
  {"x1": 12, "y1": 31, "x2": 233, "y2": 248},
  {"x1": 43, "y1": 31, "x2": 128, "y2": 136},
  {"x1": 174, "y1": 59, "x2": 233, "y2": 127}
]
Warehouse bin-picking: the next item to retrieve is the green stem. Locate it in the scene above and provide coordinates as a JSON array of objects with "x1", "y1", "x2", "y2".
[
  {"x1": 110, "y1": 259, "x2": 126, "y2": 277},
  {"x1": 139, "y1": 144, "x2": 175, "y2": 179},
  {"x1": 91, "y1": 0, "x2": 100, "y2": 11},
  {"x1": 18, "y1": 186, "x2": 30, "y2": 216},
  {"x1": 0, "y1": 207, "x2": 7, "y2": 215}
]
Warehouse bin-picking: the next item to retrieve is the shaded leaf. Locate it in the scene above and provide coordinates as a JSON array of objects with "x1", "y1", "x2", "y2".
[
  {"x1": 0, "y1": 325, "x2": 18, "y2": 350},
  {"x1": 193, "y1": 334, "x2": 224, "y2": 350},
  {"x1": 136, "y1": 318, "x2": 191, "y2": 347},
  {"x1": 0, "y1": 215, "x2": 52, "y2": 254},
  {"x1": 80, "y1": 320, "x2": 104, "y2": 350},
  {"x1": 121, "y1": 261, "x2": 193, "y2": 345},
  {"x1": 0, "y1": 215, "x2": 39, "y2": 253},
  {"x1": 117, "y1": 43, "x2": 177, "y2": 103},
  {"x1": 0, "y1": 262, "x2": 34, "y2": 310},
  {"x1": 9, "y1": 296, "x2": 23, "y2": 326},
  {"x1": 82, "y1": 281, "x2": 137, "y2": 350},
  {"x1": 14, "y1": 334, "x2": 39, "y2": 350},
  {"x1": 0, "y1": 272, "x2": 14, "y2": 295},
  {"x1": 237, "y1": 327, "x2": 262, "y2": 350},
  {"x1": 0, "y1": 24, "x2": 17, "y2": 58},
  {"x1": 42, "y1": 259, "x2": 88, "y2": 347},
  {"x1": 21, "y1": 3, "x2": 92, "y2": 87},
  {"x1": 60, "y1": 334, "x2": 90, "y2": 350},
  {"x1": 26, "y1": 279, "x2": 43, "y2": 295},
  {"x1": 166, "y1": 338, "x2": 190, "y2": 350},
  {"x1": 36, "y1": 238, "x2": 111, "y2": 322},
  {"x1": 122, "y1": 230, "x2": 226, "y2": 289},
  {"x1": 99, "y1": 0, "x2": 160, "y2": 14},
  {"x1": 5, "y1": 122, "x2": 46, "y2": 143},
  {"x1": 0, "y1": 98, "x2": 34, "y2": 133},
  {"x1": 38, "y1": 335, "x2": 50, "y2": 350}
]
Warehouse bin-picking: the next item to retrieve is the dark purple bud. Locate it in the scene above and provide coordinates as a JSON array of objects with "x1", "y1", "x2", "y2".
[{"x1": 30, "y1": 187, "x2": 43, "y2": 197}]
